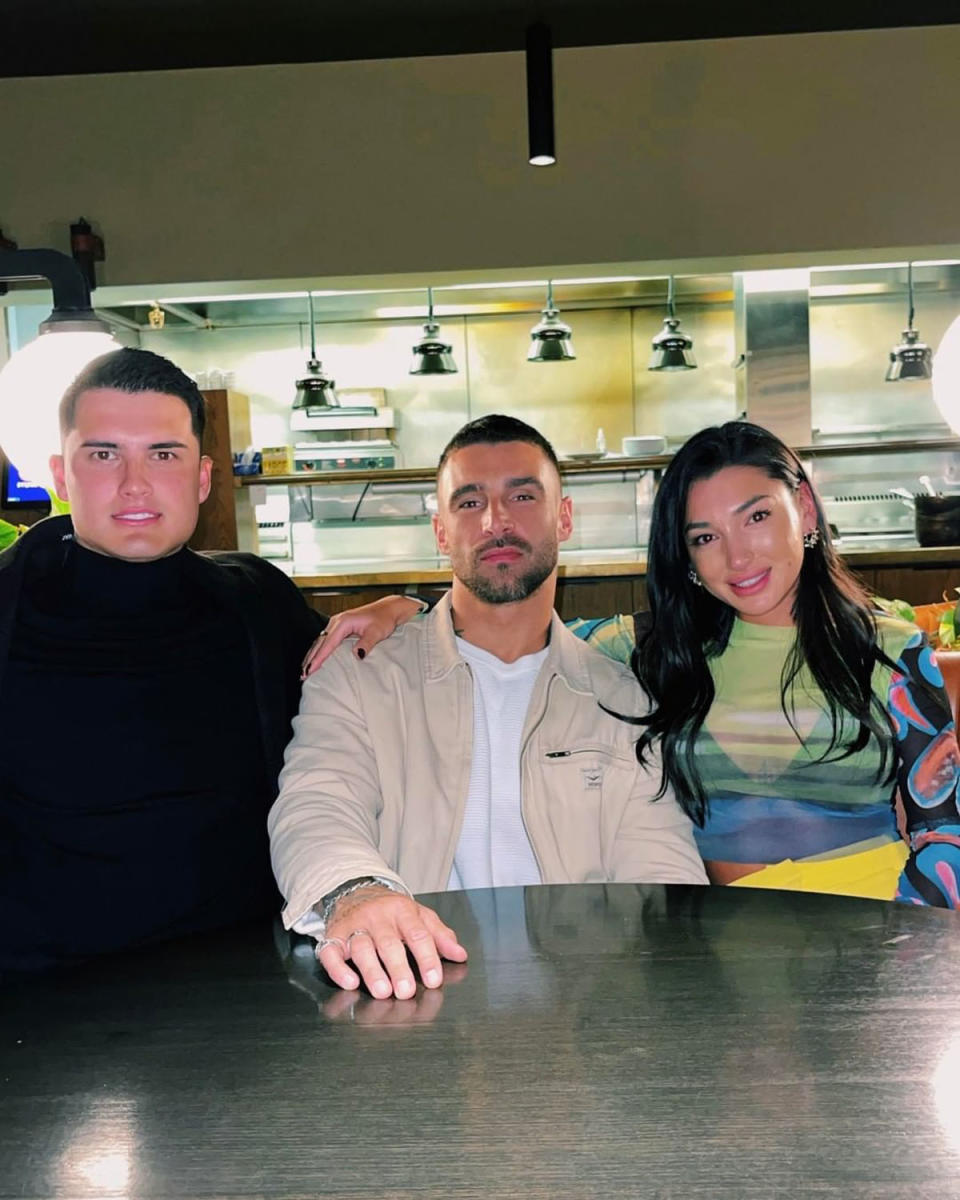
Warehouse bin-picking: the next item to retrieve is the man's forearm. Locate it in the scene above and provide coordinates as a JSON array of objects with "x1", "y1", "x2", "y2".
[{"x1": 268, "y1": 648, "x2": 406, "y2": 929}]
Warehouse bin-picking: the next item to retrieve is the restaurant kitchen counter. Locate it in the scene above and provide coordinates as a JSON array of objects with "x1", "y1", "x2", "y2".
[{"x1": 284, "y1": 538, "x2": 960, "y2": 589}]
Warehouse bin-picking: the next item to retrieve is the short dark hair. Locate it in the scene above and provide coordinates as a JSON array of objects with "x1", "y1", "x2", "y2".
[
  {"x1": 437, "y1": 414, "x2": 560, "y2": 476},
  {"x1": 59, "y1": 347, "x2": 206, "y2": 442}
]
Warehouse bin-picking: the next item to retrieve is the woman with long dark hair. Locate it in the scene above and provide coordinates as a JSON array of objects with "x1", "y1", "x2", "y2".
[{"x1": 623, "y1": 420, "x2": 960, "y2": 903}]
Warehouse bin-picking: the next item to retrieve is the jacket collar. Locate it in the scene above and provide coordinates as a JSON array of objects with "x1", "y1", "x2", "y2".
[
  {"x1": 423, "y1": 590, "x2": 594, "y2": 695},
  {"x1": 0, "y1": 513, "x2": 74, "y2": 570}
]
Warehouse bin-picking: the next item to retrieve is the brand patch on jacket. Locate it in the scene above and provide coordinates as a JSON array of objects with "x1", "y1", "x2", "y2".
[{"x1": 581, "y1": 766, "x2": 603, "y2": 790}]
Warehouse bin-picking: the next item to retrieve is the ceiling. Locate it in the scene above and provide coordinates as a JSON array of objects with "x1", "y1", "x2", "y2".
[{"x1": 3, "y1": 1, "x2": 960, "y2": 78}]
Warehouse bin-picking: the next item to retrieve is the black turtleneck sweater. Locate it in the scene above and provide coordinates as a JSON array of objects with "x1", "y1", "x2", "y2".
[{"x1": 0, "y1": 540, "x2": 284, "y2": 967}]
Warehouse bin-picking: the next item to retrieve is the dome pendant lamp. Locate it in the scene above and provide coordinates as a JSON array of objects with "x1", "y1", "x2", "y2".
[
  {"x1": 293, "y1": 291, "x2": 339, "y2": 410},
  {"x1": 648, "y1": 275, "x2": 696, "y2": 371},
  {"x1": 410, "y1": 287, "x2": 457, "y2": 375},
  {"x1": 885, "y1": 262, "x2": 933, "y2": 382},
  {"x1": 528, "y1": 281, "x2": 576, "y2": 362}
]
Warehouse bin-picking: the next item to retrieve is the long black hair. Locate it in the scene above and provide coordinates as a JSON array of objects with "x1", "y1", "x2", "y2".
[{"x1": 633, "y1": 421, "x2": 896, "y2": 827}]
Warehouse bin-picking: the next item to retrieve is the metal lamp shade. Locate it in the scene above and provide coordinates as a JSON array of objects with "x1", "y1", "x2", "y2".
[
  {"x1": 293, "y1": 359, "x2": 339, "y2": 409},
  {"x1": 410, "y1": 323, "x2": 457, "y2": 375},
  {"x1": 648, "y1": 317, "x2": 696, "y2": 371},
  {"x1": 528, "y1": 309, "x2": 575, "y2": 362},
  {"x1": 885, "y1": 328, "x2": 933, "y2": 382}
]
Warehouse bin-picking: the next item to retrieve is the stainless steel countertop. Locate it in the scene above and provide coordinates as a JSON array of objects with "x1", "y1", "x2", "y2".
[{"x1": 283, "y1": 538, "x2": 960, "y2": 588}]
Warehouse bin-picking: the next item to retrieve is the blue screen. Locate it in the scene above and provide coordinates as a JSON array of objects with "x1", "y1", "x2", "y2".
[{"x1": 4, "y1": 460, "x2": 50, "y2": 505}]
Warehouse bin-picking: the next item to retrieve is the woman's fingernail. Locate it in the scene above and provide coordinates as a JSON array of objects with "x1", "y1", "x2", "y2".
[{"x1": 357, "y1": 648, "x2": 366, "y2": 660}]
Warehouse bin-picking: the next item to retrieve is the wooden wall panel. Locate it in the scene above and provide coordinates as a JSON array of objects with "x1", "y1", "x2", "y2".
[{"x1": 190, "y1": 389, "x2": 254, "y2": 553}]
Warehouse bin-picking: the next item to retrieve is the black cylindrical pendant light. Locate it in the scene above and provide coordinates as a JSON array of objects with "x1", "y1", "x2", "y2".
[{"x1": 526, "y1": 23, "x2": 555, "y2": 167}]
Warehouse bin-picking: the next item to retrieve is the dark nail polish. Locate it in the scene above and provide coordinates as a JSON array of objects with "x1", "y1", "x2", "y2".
[{"x1": 357, "y1": 648, "x2": 366, "y2": 660}]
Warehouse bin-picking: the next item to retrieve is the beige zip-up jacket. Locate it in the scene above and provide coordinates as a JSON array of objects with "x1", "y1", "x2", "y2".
[{"x1": 269, "y1": 593, "x2": 707, "y2": 929}]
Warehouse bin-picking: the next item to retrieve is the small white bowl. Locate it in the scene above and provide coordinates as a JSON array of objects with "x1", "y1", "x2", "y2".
[{"x1": 622, "y1": 435, "x2": 666, "y2": 456}]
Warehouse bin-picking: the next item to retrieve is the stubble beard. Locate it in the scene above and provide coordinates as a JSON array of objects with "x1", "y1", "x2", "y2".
[{"x1": 452, "y1": 535, "x2": 558, "y2": 605}]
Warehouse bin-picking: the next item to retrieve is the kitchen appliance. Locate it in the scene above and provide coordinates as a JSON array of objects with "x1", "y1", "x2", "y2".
[
  {"x1": 914, "y1": 495, "x2": 960, "y2": 546},
  {"x1": 819, "y1": 491, "x2": 916, "y2": 539},
  {"x1": 293, "y1": 440, "x2": 400, "y2": 472},
  {"x1": 290, "y1": 407, "x2": 395, "y2": 433}
]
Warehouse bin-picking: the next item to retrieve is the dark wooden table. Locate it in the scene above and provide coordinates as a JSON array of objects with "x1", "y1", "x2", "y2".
[{"x1": 2, "y1": 884, "x2": 960, "y2": 1198}]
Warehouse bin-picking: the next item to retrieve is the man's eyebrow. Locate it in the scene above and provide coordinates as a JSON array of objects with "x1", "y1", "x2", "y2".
[
  {"x1": 78, "y1": 440, "x2": 189, "y2": 449},
  {"x1": 448, "y1": 482, "x2": 482, "y2": 505},
  {"x1": 506, "y1": 476, "x2": 544, "y2": 492},
  {"x1": 684, "y1": 494, "x2": 773, "y2": 535}
]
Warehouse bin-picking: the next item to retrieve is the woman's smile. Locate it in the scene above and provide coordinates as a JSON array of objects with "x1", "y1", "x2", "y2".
[{"x1": 685, "y1": 464, "x2": 816, "y2": 626}]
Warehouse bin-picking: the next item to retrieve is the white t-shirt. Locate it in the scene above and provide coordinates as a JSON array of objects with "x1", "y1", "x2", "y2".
[{"x1": 447, "y1": 637, "x2": 548, "y2": 890}]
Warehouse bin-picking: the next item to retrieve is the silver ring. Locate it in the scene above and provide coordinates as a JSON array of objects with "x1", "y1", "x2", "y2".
[
  {"x1": 315, "y1": 935, "x2": 347, "y2": 958},
  {"x1": 345, "y1": 928, "x2": 372, "y2": 955}
]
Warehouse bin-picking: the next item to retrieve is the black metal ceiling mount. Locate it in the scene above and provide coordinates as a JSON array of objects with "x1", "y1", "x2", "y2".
[{"x1": 0, "y1": 247, "x2": 109, "y2": 331}]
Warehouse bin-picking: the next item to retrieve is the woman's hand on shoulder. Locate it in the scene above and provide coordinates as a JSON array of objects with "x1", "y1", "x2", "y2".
[{"x1": 301, "y1": 594, "x2": 427, "y2": 678}]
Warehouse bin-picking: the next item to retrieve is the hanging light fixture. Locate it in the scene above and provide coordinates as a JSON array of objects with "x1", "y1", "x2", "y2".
[
  {"x1": 649, "y1": 276, "x2": 696, "y2": 371},
  {"x1": 526, "y1": 23, "x2": 555, "y2": 167},
  {"x1": 885, "y1": 262, "x2": 933, "y2": 382},
  {"x1": 410, "y1": 287, "x2": 457, "y2": 375},
  {"x1": 292, "y1": 291, "x2": 339, "y2": 410},
  {"x1": 0, "y1": 247, "x2": 117, "y2": 496},
  {"x1": 528, "y1": 281, "x2": 575, "y2": 362}
]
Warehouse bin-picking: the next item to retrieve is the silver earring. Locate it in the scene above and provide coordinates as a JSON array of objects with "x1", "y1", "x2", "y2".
[
  {"x1": 803, "y1": 528, "x2": 821, "y2": 549},
  {"x1": 688, "y1": 566, "x2": 702, "y2": 587}
]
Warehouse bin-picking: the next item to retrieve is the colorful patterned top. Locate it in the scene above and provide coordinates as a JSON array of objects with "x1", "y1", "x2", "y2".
[{"x1": 568, "y1": 613, "x2": 960, "y2": 907}]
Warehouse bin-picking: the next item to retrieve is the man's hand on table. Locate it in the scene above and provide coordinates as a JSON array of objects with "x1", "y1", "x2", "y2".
[
  {"x1": 318, "y1": 885, "x2": 468, "y2": 998},
  {"x1": 321, "y1": 961, "x2": 469, "y2": 1024}
]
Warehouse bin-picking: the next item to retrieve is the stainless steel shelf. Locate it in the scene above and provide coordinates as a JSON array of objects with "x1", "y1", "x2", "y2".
[{"x1": 235, "y1": 436, "x2": 960, "y2": 490}]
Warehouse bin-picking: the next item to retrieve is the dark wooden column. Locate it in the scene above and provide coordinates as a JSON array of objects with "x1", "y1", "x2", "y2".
[{"x1": 190, "y1": 388, "x2": 253, "y2": 553}]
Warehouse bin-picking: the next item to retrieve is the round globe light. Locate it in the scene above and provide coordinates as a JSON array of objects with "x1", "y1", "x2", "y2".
[
  {"x1": 0, "y1": 328, "x2": 117, "y2": 492},
  {"x1": 933, "y1": 313, "x2": 960, "y2": 436}
]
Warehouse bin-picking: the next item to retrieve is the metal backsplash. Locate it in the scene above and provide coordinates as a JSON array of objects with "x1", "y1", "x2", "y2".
[{"x1": 734, "y1": 270, "x2": 812, "y2": 446}]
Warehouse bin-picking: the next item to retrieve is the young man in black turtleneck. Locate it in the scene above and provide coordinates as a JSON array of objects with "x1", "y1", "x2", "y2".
[{"x1": 0, "y1": 348, "x2": 325, "y2": 970}]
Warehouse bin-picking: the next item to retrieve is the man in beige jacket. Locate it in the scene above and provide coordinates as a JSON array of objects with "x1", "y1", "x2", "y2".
[{"x1": 269, "y1": 415, "x2": 706, "y2": 999}]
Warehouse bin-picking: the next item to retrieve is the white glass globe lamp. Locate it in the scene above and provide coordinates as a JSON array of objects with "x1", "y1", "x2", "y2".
[
  {"x1": 0, "y1": 325, "x2": 117, "y2": 494},
  {"x1": 933, "y1": 313, "x2": 960, "y2": 436}
]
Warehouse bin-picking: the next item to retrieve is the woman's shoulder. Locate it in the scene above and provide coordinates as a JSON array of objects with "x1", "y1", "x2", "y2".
[
  {"x1": 874, "y1": 613, "x2": 925, "y2": 659},
  {"x1": 566, "y1": 613, "x2": 639, "y2": 665}
]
